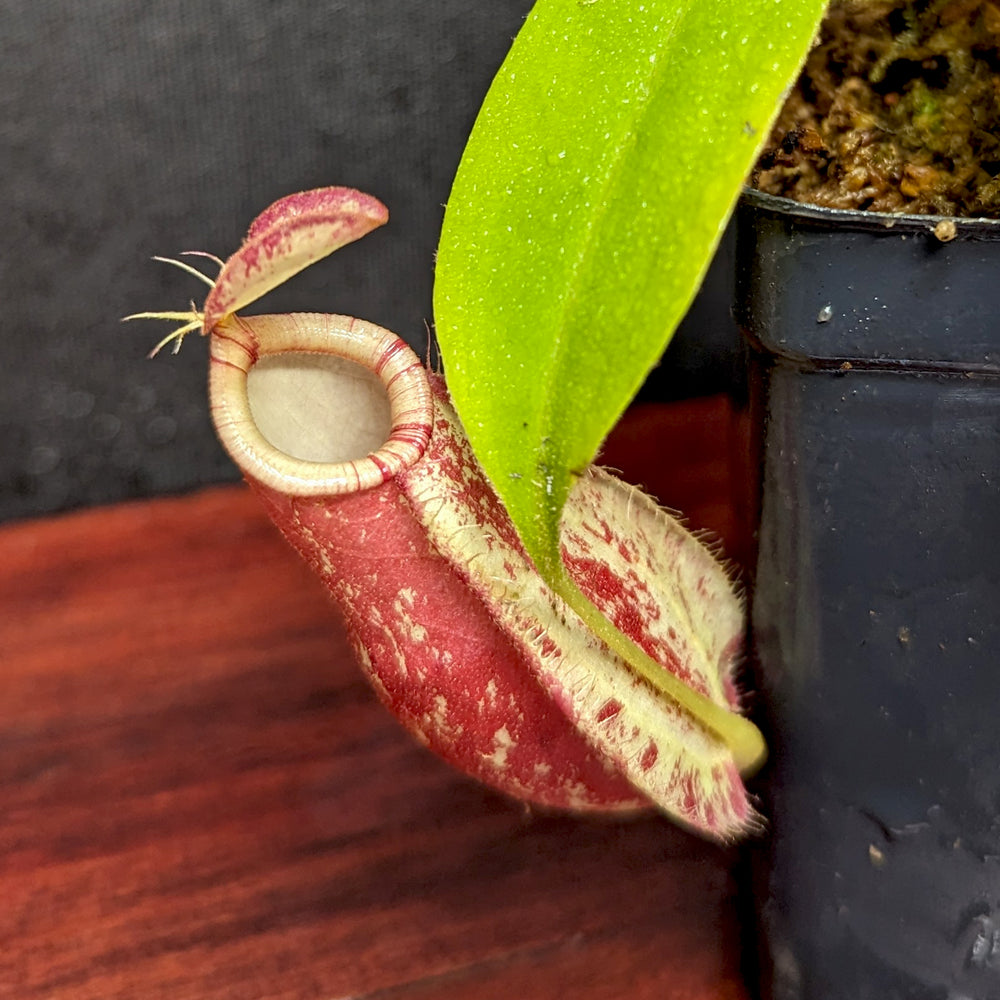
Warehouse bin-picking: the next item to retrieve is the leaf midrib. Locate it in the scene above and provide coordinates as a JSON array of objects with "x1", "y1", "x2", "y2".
[{"x1": 533, "y1": 4, "x2": 687, "y2": 552}]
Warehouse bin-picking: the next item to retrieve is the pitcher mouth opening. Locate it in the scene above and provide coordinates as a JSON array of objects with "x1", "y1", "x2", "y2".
[{"x1": 208, "y1": 312, "x2": 434, "y2": 497}]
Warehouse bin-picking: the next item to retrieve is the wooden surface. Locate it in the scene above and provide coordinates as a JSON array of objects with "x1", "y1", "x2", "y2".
[{"x1": 0, "y1": 397, "x2": 752, "y2": 1000}]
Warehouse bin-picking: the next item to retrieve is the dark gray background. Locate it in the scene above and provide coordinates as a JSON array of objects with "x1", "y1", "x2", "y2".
[{"x1": 0, "y1": 0, "x2": 739, "y2": 523}]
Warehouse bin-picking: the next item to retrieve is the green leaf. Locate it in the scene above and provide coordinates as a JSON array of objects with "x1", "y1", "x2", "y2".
[{"x1": 434, "y1": 0, "x2": 826, "y2": 581}]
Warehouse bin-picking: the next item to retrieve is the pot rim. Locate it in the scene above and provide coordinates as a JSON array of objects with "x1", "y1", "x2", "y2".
[{"x1": 740, "y1": 186, "x2": 1000, "y2": 240}]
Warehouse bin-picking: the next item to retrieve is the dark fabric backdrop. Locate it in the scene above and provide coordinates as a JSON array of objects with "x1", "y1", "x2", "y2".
[{"x1": 0, "y1": 0, "x2": 740, "y2": 522}]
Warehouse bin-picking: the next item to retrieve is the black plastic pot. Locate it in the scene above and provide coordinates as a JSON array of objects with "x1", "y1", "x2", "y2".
[{"x1": 735, "y1": 188, "x2": 1000, "y2": 1000}]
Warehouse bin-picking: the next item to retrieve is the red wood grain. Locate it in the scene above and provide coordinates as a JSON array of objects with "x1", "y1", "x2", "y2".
[
  {"x1": 0, "y1": 397, "x2": 751, "y2": 999},
  {"x1": 601, "y1": 395, "x2": 754, "y2": 575}
]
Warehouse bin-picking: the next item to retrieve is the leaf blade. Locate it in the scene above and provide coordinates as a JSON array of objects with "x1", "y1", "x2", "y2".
[{"x1": 434, "y1": 0, "x2": 826, "y2": 576}]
